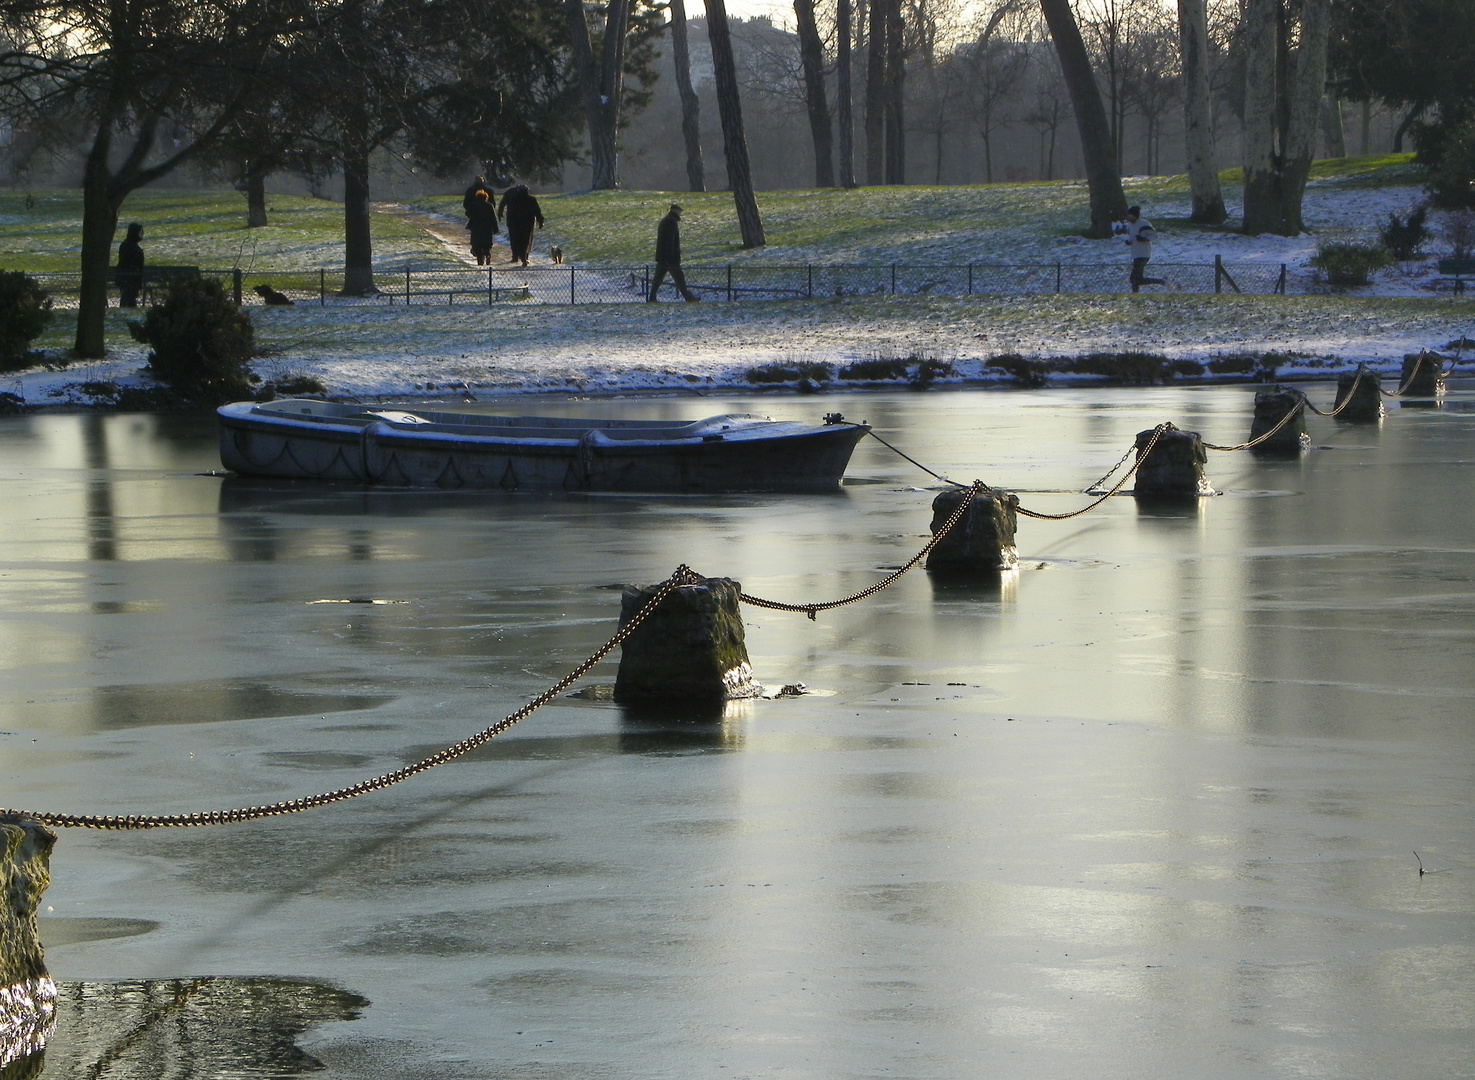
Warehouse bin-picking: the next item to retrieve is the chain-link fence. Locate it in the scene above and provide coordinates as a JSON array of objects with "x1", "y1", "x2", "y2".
[{"x1": 31, "y1": 258, "x2": 1293, "y2": 309}]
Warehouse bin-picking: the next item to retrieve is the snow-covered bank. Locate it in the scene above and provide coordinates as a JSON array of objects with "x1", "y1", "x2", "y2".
[{"x1": 6, "y1": 291, "x2": 1469, "y2": 408}]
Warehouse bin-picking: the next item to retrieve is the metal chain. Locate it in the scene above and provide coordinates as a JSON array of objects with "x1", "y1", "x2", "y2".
[
  {"x1": 1377, "y1": 350, "x2": 1458, "y2": 398},
  {"x1": 1202, "y1": 392, "x2": 1307, "y2": 452},
  {"x1": 736, "y1": 481, "x2": 984, "y2": 619},
  {"x1": 1014, "y1": 423, "x2": 1171, "y2": 521},
  {"x1": 6, "y1": 565, "x2": 702, "y2": 830},
  {"x1": 1303, "y1": 366, "x2": 1368, "y2": 418}
]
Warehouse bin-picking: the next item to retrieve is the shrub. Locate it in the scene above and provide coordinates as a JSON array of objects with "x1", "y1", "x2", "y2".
[
  {"x1": 1441, "y1": 208, "x2": 1475, "y2": 260},
  {"x1": 0, "y1": 270, "x2": 54, "y2": 371},
  {"x1": 1206, "y1": 355, "x2": 1257, "y2": 375},
  {"x1": 129, "y1": 275, "x2": 255, "y2": 401},
  {"x1": 986, "y1": 353, "x2": 1048, "y2": 388},
  {"x1": 1379, "y1": 204, "x2": 1431, "y2": 260},
  {"x1": 743, "y1": 360, "x2": 833, "y2": 385},
  {"x1": 1064, "y1": 351, "x2": 1168, "y2": 385},
  {"x1": 839, "y1": 357, "x2": 910, "y2": 381},
  {"x1": 908, "y1": 357, "x2": 954, "y2": 388},
  {"x1": 1308, "y1": 242, "x2": 1393, "y2": 286}
]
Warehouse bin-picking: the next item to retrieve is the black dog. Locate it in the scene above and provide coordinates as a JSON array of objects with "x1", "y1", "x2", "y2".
[
  {"x1": 549, "y1": 245, "x2": 564, "y2": 265},
  {"x1": 254, "y1": 284, "x2": 295, "y2": 306}
]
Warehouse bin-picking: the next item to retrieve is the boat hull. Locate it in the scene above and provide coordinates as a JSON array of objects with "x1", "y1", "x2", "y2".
[{"x1": 217, "y1": 402, "x2": 868, "y2": 494}]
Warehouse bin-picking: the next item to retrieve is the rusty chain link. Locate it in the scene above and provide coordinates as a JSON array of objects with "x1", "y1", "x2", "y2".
[
  {"x1": 1013, "y1": 423, "x2": 1172, "y2": 521},
  {"x1": 6, "y1": 565, "x2": 702, "y2": 830},
  {"x1": 1201, "y1": 392, "x2": 1308, "y2": 452},
  {"x1": 735, "y1": 481, "x2": 984, "y2": 618}
]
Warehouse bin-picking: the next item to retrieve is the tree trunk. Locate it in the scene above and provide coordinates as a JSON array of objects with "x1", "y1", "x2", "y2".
[
  {"x1": 883, "y1": 0, "x2": 905, "y2": 184},
  {"x1": 1177, "y1": 0, "x2": 1225, "y2": 223},
  {"x1": 837, "y1": 0, "x2": 856, "y2": 187},
  {"x1": 794, "y1": 0, "x2": 835, "y2": 187},
  {"x1": 1240, "y1": 0, "x2": 1280, "y2": 235},
  {"x1": 704, "y1": 0, "x2": 764, "y2": 247},
  {"x1": 1320, "y1": 94, "x2": 1346, "y2": 158},
  {"x1": 246, "y1": 164, "x2": 269, "y2": 227},
  {"x1": 565, "y1": 0, "x2": 627, "y2": 189},
  {"x1": 864, "y1": 0, "x2": 886, "y2": 184},
  {"x1": 1360, "y1": 99, "x2": 1371, "y2": 154},
  {"x1": 1392, "y1": 105, "x2": 1419, "y2": 153},
  {"x1": 670, "y1": 0, "x2": 705, "y2": 192},
  {"x1": 341, "y1": 144, "x2": 376, "y2": 295},
  {"x1": 1038, "y1": 0, "x2": 1125, "y2": 237},
  {"x1": 1278, "y1": 0, "x2": 1329, "y2": 235},
  {"x1": 75, "y1": 128, "x2": 122, "y2": 359}
]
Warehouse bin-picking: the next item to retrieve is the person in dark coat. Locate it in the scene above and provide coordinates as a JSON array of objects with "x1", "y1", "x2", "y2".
[
  {"x1": 466, "y1": 190, "x2": 499, "y2": 266},
  {"x1": 463, "y1": 175, "x2": 493, "y2": 216},
  {"x1": 498, "y1": 184, "x2": 544, "y2": 267},
  {"x1": 115, "y1": 222, "x2": 145, "y2": 307},
  {"x1": 648, "y1": 204, "x2": 698, "y2": 302}
]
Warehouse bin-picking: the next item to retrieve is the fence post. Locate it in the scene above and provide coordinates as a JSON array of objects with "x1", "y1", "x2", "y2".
[
  {"x1": 807, "y1": 264, "x2": 813, "y2": 299},
  {"x1": 320, "y1": 269, "x2": 325, "y2": 306},
  {"x1": 570, "y1": 265, "x2": 576, "y2": 305},
  {"x1": 727, "y1": 265, "x2": 733, "y2": 303},
  {"x1": 232, "y1": 267, "x2": 242, "y2": 306},
  {"x1": 1276, "y1": 264, "x2": 1287, "y2": 295},
  {"x1": 1055, "y1": 262, "x2": 1062, "y2": 293},
  {"x1": 488, "y1": 267, "x2": 493, "y2": 306},
  {"x1": 1215, "y1": 255, "x2": 1223, "y2": 294},
  {"x1": 405, "y1": 265, "x2": 411, "y2": 306},
  {"x1": 891, "y1": 263, "x2": 897, "y2": 295},
  {"x1": 967, "y1": 263, "x2": 973, "y2": 296}
]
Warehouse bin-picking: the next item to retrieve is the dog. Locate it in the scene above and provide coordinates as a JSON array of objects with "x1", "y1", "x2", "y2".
[
  {"x1": 549, "y1": 245, "x2": 563, "y2": 265},
  {"x1": 254, "y1": 283, "x2": 295, "y2": 306}
]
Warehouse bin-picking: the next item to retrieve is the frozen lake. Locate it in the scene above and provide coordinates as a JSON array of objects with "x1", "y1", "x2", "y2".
[{"x1": 2, "y1": 384, "x2": 1472, "y2": 1079}]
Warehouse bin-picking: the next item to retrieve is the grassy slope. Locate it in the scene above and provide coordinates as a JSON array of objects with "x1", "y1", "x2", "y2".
[
  {"x1": 0, "y1": 153, "x2": 1421, "y2": 273},
  {"x1": 6, "y1": 154, "x2": 1464, "y2": 375}
]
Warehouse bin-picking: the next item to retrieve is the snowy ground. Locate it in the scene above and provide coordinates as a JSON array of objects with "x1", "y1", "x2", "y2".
[{"x1": 5, "y1": 178, "x2": 1471, "y2": 408}]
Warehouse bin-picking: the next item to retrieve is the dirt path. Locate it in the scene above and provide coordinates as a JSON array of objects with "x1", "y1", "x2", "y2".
[{"x1": 375, "y1": 202, "x2": 551, "y2": 270}]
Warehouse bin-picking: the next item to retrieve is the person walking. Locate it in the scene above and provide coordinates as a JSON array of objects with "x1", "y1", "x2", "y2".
[
  {"x1": 1117, "y1": 205, "x2": 1164, "y2": 293},
  {"x1": 498, "y1": 184, "x2": 544, "y2": 267},
  {"x1": 115, "y1": 222, "x2": 145, "y2": 307},
  {"x1": 466, "y1": 190, "x2": 499, "y2": 266},
  {"x1": 648, "y1": 204, "x2": 699, "y2": 302},
  {"x1": 463, "y1": 175, "x2": 493, "y2": 216}
]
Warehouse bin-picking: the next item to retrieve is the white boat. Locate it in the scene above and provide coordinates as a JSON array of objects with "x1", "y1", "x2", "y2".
[{"x1": 217, "y1": 400, "x2": 870, "y2": 493}]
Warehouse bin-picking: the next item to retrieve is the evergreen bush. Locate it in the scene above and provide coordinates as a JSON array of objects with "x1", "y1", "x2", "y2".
[
  {"x1": 1378, "y1": 204, "x2": 1431, "y2": 260},
  {"x1": 0, "y1": 270, "x2": 54, "y2": 371},
  {"x1": 1309, "y1": 242, "x2": 1393, "y2": 286},
  {"x1": 128, "y1": 275, "x2": 255, "y2": 401}
]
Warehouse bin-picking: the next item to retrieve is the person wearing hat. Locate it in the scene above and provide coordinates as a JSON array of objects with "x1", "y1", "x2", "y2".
[{"x1": 648, "y1": 203, "x2": 699, "y2": 302}]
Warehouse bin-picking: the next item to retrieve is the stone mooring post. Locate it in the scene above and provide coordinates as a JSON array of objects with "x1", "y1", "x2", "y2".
[
  {"x1": 614, "y1": 576, "x2": 759, "y2": 705},
  {"x1": 1248, "y1": 387, "x2": 1310, "y2": 454},
  {"x1": 925, "y1": 487, "x2": 1019, "y2": 574},
  {"x1": 1333, "y1": 365, "x2": 1384, "y2": 421},
  {"x1": 1400, "y1": 351, "x2": 1446, "y2": 398},
  {"x1": 0, "y1": 817, "x2": 57, "y2": 1071},
  {"x1": 1132, "y1": 425, "x2": 1213, "y2": 498}
]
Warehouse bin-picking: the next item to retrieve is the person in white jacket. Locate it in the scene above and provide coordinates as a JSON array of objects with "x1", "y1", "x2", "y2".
[{"x1": 1117, "y1": 205, "x2": 1164, "y2": 292}]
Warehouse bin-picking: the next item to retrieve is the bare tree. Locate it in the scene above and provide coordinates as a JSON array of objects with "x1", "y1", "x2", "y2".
[
  {"x1": 705, "y1": 0, "x2": 765, "y2": 246},
  {"x1": 1177, "y1": 0, "x2": 1225, "y2": 221},
  {"x1": 794, "y1": 0, "x2": 836, "y2": 186},
  {"x1": 1241, "y1": 0, "x2": 1330, "y2": 234},
  {"x1": 670, "y1": 0, "x2": 706, "y2": 191},
  {"x1": 567, "y1": 0, "x2": 631, "y2": 190},
  {"x1": 1039, "y1": 0, "x2": 1127, "y2": 236},
  {"x1": 1023, "y1": 47, "x2": 1073, "y2": 179},
  {"x1": 838, "y1": 0, "x2": 858, "y2": 186},
  {"x1": 963, "y1": 36, "x2": 1029, "y2": 183},
  {"x1": 865, "y1": 0, "x2": 888, "y2": 181}
]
